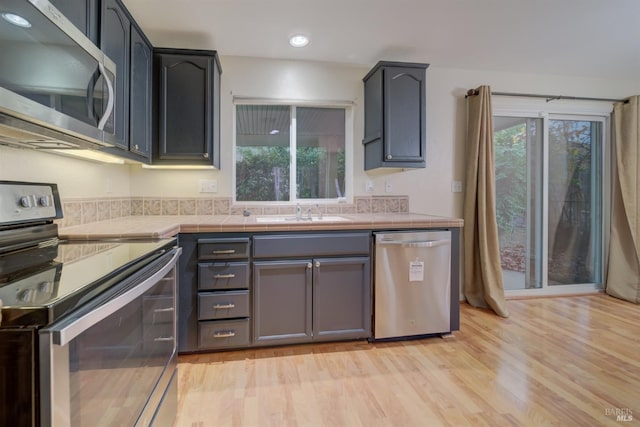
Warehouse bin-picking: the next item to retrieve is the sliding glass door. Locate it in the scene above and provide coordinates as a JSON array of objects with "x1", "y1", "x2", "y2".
[{"x1": 494, "y1": 115, "x2": 604, "y2": 293}]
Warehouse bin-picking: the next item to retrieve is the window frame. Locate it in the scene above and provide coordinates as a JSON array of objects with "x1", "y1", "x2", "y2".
[
  {"x1": 232, "y1": 99, "x2": 353, "y2": 204},
  {"x1": 492, "y1": 97, "x2": 612, "y2": 298}
]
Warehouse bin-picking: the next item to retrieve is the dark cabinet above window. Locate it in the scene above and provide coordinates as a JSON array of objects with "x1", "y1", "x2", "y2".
[
  {"x1": 153, "y1": 49, "x2": 222, "y2": 167},
  {"x1": 362, "y1": 61, "x2": 429, "y2": 170}
]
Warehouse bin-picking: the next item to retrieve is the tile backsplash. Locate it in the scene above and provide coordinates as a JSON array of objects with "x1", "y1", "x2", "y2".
[{"x1": 56, "y1": 195, "x2": 409, "y2": 228}]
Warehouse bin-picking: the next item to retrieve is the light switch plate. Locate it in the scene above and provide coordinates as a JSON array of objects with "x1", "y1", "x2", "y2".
[
  {"x1": 451, "y1": 181, "x2": 463, "y2": 193},
  {"x1": 199, "y1": 179, "x2": 218, "y2": 193}
]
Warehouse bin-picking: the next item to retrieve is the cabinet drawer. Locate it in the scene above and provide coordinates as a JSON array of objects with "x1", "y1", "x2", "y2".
[
  {"x1": 198, "y1": 319, "x2": 250, "y2": 349},
  {"x1": 253, "y1": 233, "x2": 370, "y2": 258},
  {"x1": 198, "y1": 291, "x2": 250, "y2": 320},
  {"x1": 198, "y1": 238, "x2": 250, "y2": 260},
  {"x1": 198, "y1": 262, "x2": 249, "y2": 290}
]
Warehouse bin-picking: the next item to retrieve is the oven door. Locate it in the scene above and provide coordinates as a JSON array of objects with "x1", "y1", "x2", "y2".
[{"x1": 39, "y1": 247, "x2": 181, "y2": 427}]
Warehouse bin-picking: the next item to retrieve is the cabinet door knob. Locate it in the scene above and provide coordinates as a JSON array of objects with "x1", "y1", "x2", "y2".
[
  {"x1": 387, "y1": 154, "x2": 393, "y2": 160},
  {"x1": 315, "y1": 261, "x2": 321, "y2": 268},
  {"x1": 134, "y1": 144, "x2": 139, "y2": 150},
  {"x1": 213, "y1": 273, "x2": 236, "y2": 279},
  {"x1": 203, "y1": 152, "x2": 209, "y2": 158},
  {"x1": 307, "y1": 262, "x2": 313, "y2": 269}
]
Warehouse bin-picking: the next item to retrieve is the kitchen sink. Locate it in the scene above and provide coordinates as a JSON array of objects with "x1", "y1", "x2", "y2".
[{"x1": 255, "y1": 215, "x2": 350, "y2": 223}]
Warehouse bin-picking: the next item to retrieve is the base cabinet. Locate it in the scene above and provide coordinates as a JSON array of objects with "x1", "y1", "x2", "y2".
[
  {"x1": 253, "y1": 257, "x2": 371, "y2": 346},
  {"x1": 313, "y1": 257, "x2": 371, "y2": 341},
  {"x1": 252, "y1": 233, "x2": 371, "y2": 347},
  {"x1": 253, "y1": 260, "x2": 313, "y2": 345}
]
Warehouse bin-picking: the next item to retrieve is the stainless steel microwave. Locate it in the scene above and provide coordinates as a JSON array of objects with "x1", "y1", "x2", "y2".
[{"x1": 0, "y1": 0, "x2": 117, "y2": 150}]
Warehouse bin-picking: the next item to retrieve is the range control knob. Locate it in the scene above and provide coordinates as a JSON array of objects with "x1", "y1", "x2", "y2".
[
  {"x1": 38, "y1": 196, "x2": 50, "y2": 207},
  {"x1": 19, "y1": 196, "x2": 32, "y2": 208},
  {"x1": 18, "y1": 289, "x2": 35, "y2": 303}
]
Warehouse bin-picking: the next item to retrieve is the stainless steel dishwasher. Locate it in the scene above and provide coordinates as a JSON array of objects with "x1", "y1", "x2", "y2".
[{"x1": 373, "y1": 230, "x2": 451, "y2": 339}]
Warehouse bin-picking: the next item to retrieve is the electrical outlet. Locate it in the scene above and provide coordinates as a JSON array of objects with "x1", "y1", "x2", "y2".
[
  {"x1": 385, "y1": 180, "x2": 393, "y2": 193},
  {"x1": 451, "y1": 181, "x2": 463, "y2": 193},
  {"x1": 365, "y1": 181, "x2": 374, "y2": 193},
  {"x1": 199, "y1": 179, "x2": 218, "y2": 193}
]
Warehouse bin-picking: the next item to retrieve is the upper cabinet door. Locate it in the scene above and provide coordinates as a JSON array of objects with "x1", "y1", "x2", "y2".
[
  {"x1": 49, "y1": 0, "x2": 99, "y2": 44},
  {"x1": 129, "y1": 25, "x2": 152, "y2": 159},
  {"x1": 362, "y1": 61, "x2": 428, "y2": 170},
  {"x1": 100, "y1": 0, "x2": 130, "y2": 150},
  {"x1": 154, "y1": 49, "x2": 222, "y2": 167},
  {"x1": 383, "y1": 67, "x2": 426, "y2": 163}
]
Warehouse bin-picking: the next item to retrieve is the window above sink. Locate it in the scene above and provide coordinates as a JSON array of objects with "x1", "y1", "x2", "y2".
[{"x1": 234, "y1": 102, "x2": 353, "y2": 204}]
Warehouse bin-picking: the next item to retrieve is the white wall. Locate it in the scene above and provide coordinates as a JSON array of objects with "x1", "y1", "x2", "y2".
[
  {"x1": 0, "y1": 145, "x2": 131, "y2": 199},
  {"x1": 3, "y1": 55, "x2": 640, "y2": 218}
]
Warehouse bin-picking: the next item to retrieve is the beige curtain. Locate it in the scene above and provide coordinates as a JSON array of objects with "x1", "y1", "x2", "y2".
[
  {"x1": 463, "y1": 86, "x2": 509, "y2": 317},
  {"x1": 607, "y1": 96, "x2": 640, "y2": 303}
]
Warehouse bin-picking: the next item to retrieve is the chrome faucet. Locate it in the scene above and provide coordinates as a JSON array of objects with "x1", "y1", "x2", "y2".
[{"x1": 296, "y1": 203, "x2": 302, "y2": 220}]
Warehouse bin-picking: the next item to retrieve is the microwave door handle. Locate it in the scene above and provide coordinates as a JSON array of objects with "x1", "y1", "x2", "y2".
[
  {"x1": 86, "y1": 67, "x2": 100, "y2": 123},
  {"x1": 97, "y1": 62, "x2": 114, "y2": 131},
  {"x1": 51, "y1": 248, "x2": 182, "y2": 346}
]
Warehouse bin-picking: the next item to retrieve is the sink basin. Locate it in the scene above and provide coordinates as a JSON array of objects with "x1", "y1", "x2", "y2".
[{"x1": 255, "y1": 215, "x2": 349, "y2": 223}]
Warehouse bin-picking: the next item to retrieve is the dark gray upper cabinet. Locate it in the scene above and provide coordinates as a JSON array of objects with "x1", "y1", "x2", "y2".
[
  {"x1": 362, "y1": 61, "x2": 429, "y2": 170},
  {"x1": 100, "y1": 0, "x2": 152, "y2": 161},
  {"x1": 100, "y1": 0, "x2": 130, "y2": 151},
  {"x1": 50, "y1": 0, "x2": 99, "y2": 44},
  {"x1": 153, "y1": 49, "x2": 222, "y2": 167},
  {"x1": 128, "y1": 25, "x2": 152, "y2": 159}
]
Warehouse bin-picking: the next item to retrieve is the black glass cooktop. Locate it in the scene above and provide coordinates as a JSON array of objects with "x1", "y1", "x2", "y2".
[{"x1": 0, "y1": 238, "x2": 176, "y2": 327}]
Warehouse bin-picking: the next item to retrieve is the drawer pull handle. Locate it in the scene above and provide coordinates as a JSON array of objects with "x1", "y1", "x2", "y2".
[
  {"x1": 213, "y1": 303, "x2": 235, "y2": 309},
  {"x1": 213, "y1": 274, "x2": 236, "y2": 279},
  {"x1": 153, "y1": 336, "x2": 174, "y2": 342},
  {"x1": 213, "y1": 331, "x2": 236, "y2": 338},
  {"x1": 212, "y1": 249, "x2": 235, "y2": 254},
  {"x1": 153, "y1": 307, "x2": 174, "y2": 313}
]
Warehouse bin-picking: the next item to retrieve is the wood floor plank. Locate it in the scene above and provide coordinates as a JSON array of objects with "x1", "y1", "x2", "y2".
[{"x1": 174, "y1": 294, "x2": 639, "y2": 426}]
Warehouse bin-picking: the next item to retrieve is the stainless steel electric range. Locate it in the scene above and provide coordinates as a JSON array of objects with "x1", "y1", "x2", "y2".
[{"x1": 0, "y1": 181, "x2": 181, "y2": 426}]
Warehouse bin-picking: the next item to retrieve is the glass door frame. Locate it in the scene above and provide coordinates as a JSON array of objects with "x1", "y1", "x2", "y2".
[{"x1": 493, "y1": 99, "x2": 611, "y2": 298}]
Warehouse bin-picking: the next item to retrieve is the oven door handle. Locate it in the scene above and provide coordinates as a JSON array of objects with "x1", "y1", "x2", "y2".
[{"x1": 51, "y1": 248, "x2": 182, "y2": 346}]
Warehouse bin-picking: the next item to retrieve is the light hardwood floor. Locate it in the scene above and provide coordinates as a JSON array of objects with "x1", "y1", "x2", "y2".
[{"x1": 174, "y1": 294, "x2": 639, "y2": 426}]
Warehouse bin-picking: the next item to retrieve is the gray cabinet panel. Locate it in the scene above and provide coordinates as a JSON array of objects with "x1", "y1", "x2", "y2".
[
  {"x1": 198, "y1": 319, "x2": 250, "y2": 349},
  {"x1": 198, "y1": 291, "x2": 250, "y2": 320},
  {"x1": 100, "y1": 0, "x2": 130, "y2": 150},
  {"x1": 129, "y1": 24, "x2": 152, "y2": 159},
  {"x1": 198, "y1": 238, "x2": 250, "y2": 260},
  {"x1": 253, "y1": 233, "x2": 370, "y2": 259},
  {"x1": 198, "y1": 262, "x2": 249, "y2": 290},
  {"x1": 385, "y1": 68, "x2": 424, "y2": 161},
  {"x1": 153, "y1": 49, "x2": 222, "y2": 166},
  {"x1": 362, "y1": 61, "x2": 428, "y2": 170},
  {"x1": 313, "y1": 257, "x2": 371, "y2": 340},
  {"x1": 253, "y1": 260, "x2": 312, "y2": 345}
]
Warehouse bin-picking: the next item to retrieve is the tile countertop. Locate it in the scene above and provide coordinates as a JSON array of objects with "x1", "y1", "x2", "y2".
[{"x1": 58, "y1": 213, "x2": 464, "y2": 240}]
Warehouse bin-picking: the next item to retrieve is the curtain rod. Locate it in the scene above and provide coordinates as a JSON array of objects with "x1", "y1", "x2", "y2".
[{"x1": 465, "y1": 89, "x2": 628, "y2": 103}]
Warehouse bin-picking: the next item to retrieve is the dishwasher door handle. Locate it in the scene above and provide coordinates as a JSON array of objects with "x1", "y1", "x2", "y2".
[{"x1": 378, "y1": 239, "x2": 450, "y2": 248}]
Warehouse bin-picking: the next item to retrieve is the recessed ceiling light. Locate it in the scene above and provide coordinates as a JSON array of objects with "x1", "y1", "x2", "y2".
[
  {"x1": 289, "y1": 34, "x2": 309, "y2": 48},
  {"x1": 1, "y1": 12, "x2": 31, "y2": 28}
]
